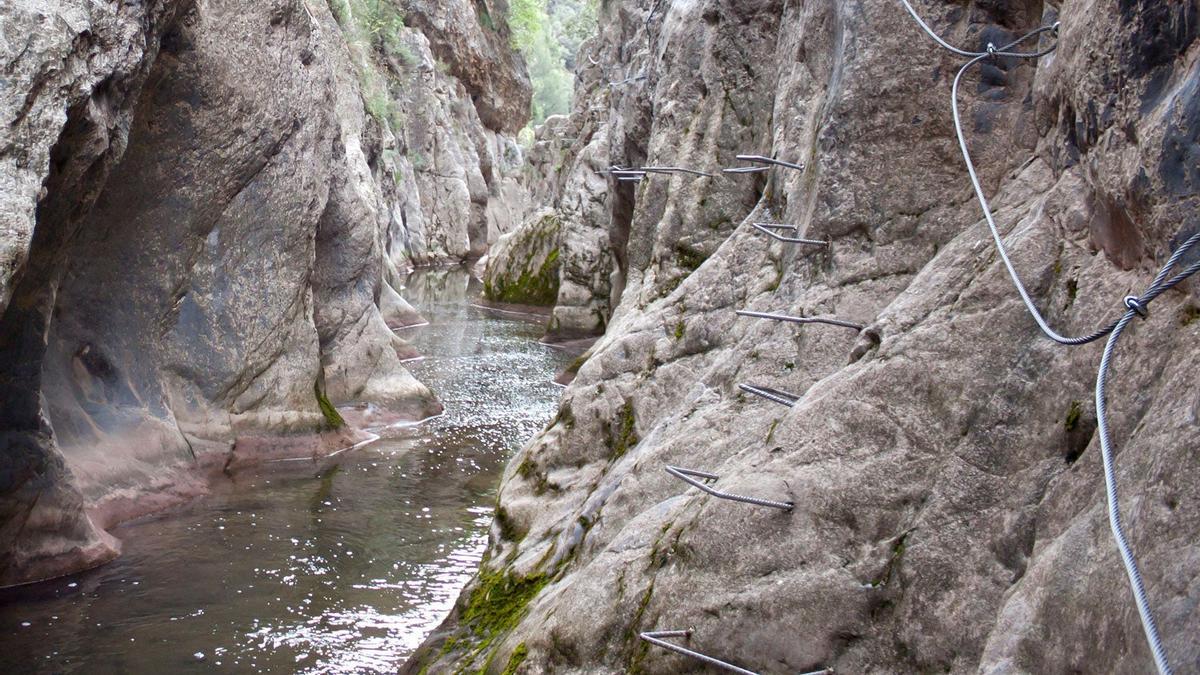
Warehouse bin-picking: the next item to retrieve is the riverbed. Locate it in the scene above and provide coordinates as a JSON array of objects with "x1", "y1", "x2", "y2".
[{"x1": 0, "y1": 268, "x2": 569, "y2": 674}]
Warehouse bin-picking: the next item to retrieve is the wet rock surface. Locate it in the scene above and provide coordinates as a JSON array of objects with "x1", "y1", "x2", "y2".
[{"x1": 410, "y1": 1, "x2": 1200, "y2": 673}]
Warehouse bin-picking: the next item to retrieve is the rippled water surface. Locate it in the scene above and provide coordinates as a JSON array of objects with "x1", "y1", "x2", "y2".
[{"x1": 0, "y1": 268, "x2": 569, "y2": 674}]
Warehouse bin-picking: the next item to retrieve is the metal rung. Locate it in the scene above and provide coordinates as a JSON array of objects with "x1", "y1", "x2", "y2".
[
  {"x1": 639, "y1": 631, "x2": 758, "y2": 675},
  {"x1": 640, "y1": 630, "x2": 831, "y2": 675},
  {"x1": 738, "y1": 383, "x2": 799, "y2": 407},
  {"x1": 736, "y1": 309, "x2": 864, "y2": 332},
  {"x1": 733, "y1": 154, "x2": 805, "y2": 172},
  {"x1": 752, "y1": 223, "x2": 828, "y2": 247},
  {"x1": 666, "y1": 466, "x2": 794, "y2": 511},
  {"x1": 618, "y1": 177, "x2": 644, "y2": 182},
  {"x1": 640, "y1": 166, "x2": 716, "y2": 178},
  {"x1": 609, "y1": 75, "x2": 648, "y2": 86}
]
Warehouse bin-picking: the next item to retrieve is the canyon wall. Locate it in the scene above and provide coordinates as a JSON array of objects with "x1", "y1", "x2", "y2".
[
  {"x1": 0, "y1": 0, "x2": 530, "y2": 586},
  {"x1": 412, "y1": 0, "x2": 1200, "y2": 672}
]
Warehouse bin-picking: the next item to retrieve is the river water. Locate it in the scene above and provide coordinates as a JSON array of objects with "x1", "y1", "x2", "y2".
[{"x1": 0, "y1": 268, "x2": 569, "y2": 674}]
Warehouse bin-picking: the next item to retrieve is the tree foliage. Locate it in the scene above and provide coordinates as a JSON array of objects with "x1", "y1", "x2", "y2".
[{"x1": 509, "y1": 0, "x2": 597, "y2": 125}]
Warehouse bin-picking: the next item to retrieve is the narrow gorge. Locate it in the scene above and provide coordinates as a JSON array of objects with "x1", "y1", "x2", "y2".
[{"x1": 2, "y1": 0, "x2": 1199, "y2": 673}]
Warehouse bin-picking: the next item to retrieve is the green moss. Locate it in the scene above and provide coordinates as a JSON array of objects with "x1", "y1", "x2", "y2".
[
  {"x1": 624, "y1": 582, "x2": 656, "y2": 673},
  {"x1": 485, "y1": 215, "x2": 562, "y2": 306},
  {"x1": 672, "y1": 320, "x2": 685, "y2": 341},
  {"x1": 314, "y1": 382, "x2": 345, "y2": 429},
  {"x1": 605, "y1": 400, "x2": 639, "y2": 459},
  {"x1": 494, "y1": 506, "x2": 523, "y2": 543},
  {"x1": 462, "y1": 568, "x2": 550, "y2": 639},
  {"x1": 1064, "y1": 400, "x2": 1083, "y2": 432},
  {"x1": 675, "y1": 243, "x2": 707, "y2": 271},
  {"x1": 1182, "y1": 305, "x2": 1200, "y2": 327},
  {"x1": 501, "y1": 643, "x2": 528, "y2": 675},
  {"x1": 765, "y1": 418, "x2": 781, "y2": 445}
]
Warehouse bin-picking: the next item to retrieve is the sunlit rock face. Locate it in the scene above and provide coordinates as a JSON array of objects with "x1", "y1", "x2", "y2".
[
  {"x1": 409, "y1": 0, "x2": 1200, "y2": 673},
  {"x1": 0, "y1": 0, "x2": 486, "y2": 586}
]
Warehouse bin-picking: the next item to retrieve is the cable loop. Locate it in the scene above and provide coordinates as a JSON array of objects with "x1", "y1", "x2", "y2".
[{"x1": 1123, "y1": 295, "x2": 1149, "y2": 319}]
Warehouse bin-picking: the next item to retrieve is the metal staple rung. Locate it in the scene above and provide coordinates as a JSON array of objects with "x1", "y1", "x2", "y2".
[
  {"x1": 735, "y1": 154, "x2": 805, "y2": 171},
  {"x1": 618, "y1": 177, "x2": 644, "y2": 183},
  {"x1": 738, "y1": 383, "x2": 799, "y2": 408},
  {"x1": 666, "y1": 466, "x2": 794, "y2": 511},
  {"x1": 752, "y1": 223, "x2": 829, "y2": 247},
  {"x1": 640, "y1": 631, "x2": 830, "y2": 675},
  {"x1": 736, "y1": 309, "x2": 865, "y2": 332},
  {"x1": 640, "y1": 166, "x2": 717, "y2": 178}
]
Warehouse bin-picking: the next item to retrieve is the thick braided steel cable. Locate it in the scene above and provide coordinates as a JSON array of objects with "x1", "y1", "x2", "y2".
[
  {"x1": 1093, "y1": 245, "x2": 1200, "y2": 675},
  {"x1": 899, "y1": 0, "x2": 1059, "y2": 58},
  {"x1": 666, "y1": 466, "x2": 795, "y2": 511}
]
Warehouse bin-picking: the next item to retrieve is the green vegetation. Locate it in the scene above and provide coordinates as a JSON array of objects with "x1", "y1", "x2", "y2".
[
  {"x1": 510, "y1": 0, "x2": 598, "y2": 125},
  {"x1": 1064, "y1": 400, "x2": 1083, "y2": 432},
  {"x1": 605, "y1": 400, "x2": 638, "y2": 459},
  {"x1": 461, "y1": 568, "x2": 550, "y2": 640},
  {"x1": 675, "y1": 243, "x2": 707, "y2": 272},
  {"x1": 327, "y1": 0, "x2": 412, "y2": 129},
  {"x1": 314, "y1": 381, "x2": 345, "y2": 429},
  {"x1": 484, "y1": 214, "x2": 563, "y2": 306},
  {"x1": 501, "y1": 643, "x2": 529, "y2": 675}
]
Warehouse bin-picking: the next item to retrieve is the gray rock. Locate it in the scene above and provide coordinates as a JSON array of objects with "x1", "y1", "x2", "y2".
[{"x1": 410, "y1": 1, "x2": 1200, "y2": 673}]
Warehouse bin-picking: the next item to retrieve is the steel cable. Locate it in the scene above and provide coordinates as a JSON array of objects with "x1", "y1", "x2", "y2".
[{"x1": 900, "y1": 3, "x2": 1200, "y2": 670}]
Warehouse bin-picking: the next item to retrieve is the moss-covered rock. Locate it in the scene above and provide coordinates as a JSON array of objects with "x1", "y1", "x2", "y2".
[{"x1": 483, "y1": 209, "x2": 562, "y2": 306}]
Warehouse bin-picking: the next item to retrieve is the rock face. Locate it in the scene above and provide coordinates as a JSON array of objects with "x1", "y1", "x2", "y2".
[
  {"x1": 409, "y1": 1, "x2": 1200, "y2": 673},
  {"x1": 483, "y1": 208, "x2": 562, "y2": 306},
  {"x1": 0, "y1": 0, "x2": 530, "y2": 587},
  {"x1": 358, "y1": 0, "x2": 533, "y2": 268}
]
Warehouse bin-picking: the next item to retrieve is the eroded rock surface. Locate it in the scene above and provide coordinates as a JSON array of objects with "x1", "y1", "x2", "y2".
[
  {"x1": 409, "y1": 1, "x2": 1200, "y2": 673},
  {"x1": 0, "y1": 0, "x2": 533, "y2": 586}
]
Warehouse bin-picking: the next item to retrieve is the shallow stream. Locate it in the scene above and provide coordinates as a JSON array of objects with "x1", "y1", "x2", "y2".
[{"x1": 0, "y1": 268, "x2": 568, "y2": 674}]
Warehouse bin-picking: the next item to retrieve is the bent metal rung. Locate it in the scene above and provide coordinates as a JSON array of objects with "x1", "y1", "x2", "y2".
[
  {"x1": 736, "y1": 309, "x2": 864, "y2": 332},
  {"x1": 640, "y1": 166, "x2": 716, "y2": 178},
  {"x1": 639, "y1": 630, "x2": 758, "y2": 675},
  {"x1": 666, "y1": 466, "x2": 794, "y2": 511},
  {"x1": 739, "y1": 383, "x2": 799, "y2": 408},
  {"x1": 639, "y1": 631, "x2": 831, "y2": 675},
  {"x1": 735, "y1": 154, "x2": 805, "y2": 171},
  {"x1": 752, "y1": 223, "x2": 828, "y2": 247}
]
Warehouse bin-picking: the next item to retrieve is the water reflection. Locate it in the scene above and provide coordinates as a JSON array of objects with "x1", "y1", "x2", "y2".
[{"x1": 0, "y1": 267, "x2": 567, "y2": 673}]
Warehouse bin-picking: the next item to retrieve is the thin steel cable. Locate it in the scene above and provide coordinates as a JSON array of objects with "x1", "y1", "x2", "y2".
[
  {"x1": 639, "y1": 631, "x2": 760, "y2": 675},
  {"x1": 738, "y1": 383, "x2": 799, "y2": 407},
  {"x1": 753, "y1": 223, "x2": 829, "y2": 247},
  {"x1": 736, "y1": 309, "x2": 865, "y2": 331},
  {"x1": 666, "y1": 466, "x2": 795, "y2": 511},
  {"x1": 723, "y1": 166, "x2": 772, "y2": 174}
]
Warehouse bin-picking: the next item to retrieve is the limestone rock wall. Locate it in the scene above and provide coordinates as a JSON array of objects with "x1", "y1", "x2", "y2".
[
  {"x1": 409, "y1": 0, "x2": 1200, "y2": 673},
  {"x1": 0, "y1": 0, "x2": 530, "y2": 587}
]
